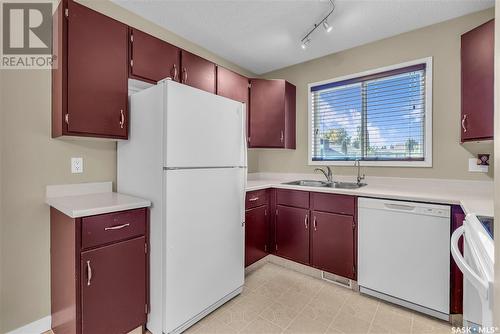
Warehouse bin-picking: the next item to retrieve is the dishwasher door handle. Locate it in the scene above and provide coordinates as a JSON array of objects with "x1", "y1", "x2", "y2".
[{"x1": 383, "y1": 203, "x2": 416, "y2": 212}]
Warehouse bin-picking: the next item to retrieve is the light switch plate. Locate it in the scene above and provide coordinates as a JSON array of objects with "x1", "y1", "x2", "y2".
[
  {"x1": 468, "y1": 158, "x2": 488, "y2": 173},
  {"x1": 71, "y1": 157, "x2": 83, "y2": 174}
]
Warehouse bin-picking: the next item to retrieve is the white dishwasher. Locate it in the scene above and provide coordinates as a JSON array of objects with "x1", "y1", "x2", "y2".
[{"x1": 358, "y1": 198, "x2": 451, "y2": 320}]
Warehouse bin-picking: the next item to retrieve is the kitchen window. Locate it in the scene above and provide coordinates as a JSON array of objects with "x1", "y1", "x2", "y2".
[{"x1": 308, "y1": 58, "x2": 432, "y2": 167}]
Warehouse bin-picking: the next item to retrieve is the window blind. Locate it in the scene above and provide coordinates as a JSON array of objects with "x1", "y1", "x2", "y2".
[{"x1": 311, "y1": 63, "x2": 426, "y2": 162}]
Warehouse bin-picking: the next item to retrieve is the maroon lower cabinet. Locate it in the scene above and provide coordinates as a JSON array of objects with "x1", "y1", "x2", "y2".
[
  {"x1": 275, "y1": 205, "x2": 310, "y2": 265},
  {"x1": 180, "y1": 50, "x2": 216, "y2": 93},
  {"x1": 461, "y1": 19, "x2": 494, "y2": 141},
  {"x1": 50, "y1": 207, "x2": 149, "y2": 334},
  {"x1": 245, "y1": 205, "x2": 269, "y2": 266},
  {"x1": 450, "y1": 206, "x2": 465, "y2": 314},
  {"x1": 311, "y1": 211, "x2": 355, "y2": 279},
  {"x1": 81, "y1": 237, "x2": 147, "y2": 334}
]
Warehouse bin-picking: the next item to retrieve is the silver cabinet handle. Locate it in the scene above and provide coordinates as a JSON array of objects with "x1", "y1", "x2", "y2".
[
  {"x1": 248, "y1": 197, "x2": 259, "y2": 202},
  {"x1": 182, "y1": 67, "x2": 187, "y2": 83},
  {"x1": 304, "y1": 214, "x2": 308, "y2": 229},
  {"x1": 104, "y1": 223, "x2": 130, "y2": 231},
  {"x1": 462, "y1": 114, "x2": 467, "y2": 133},
  {"x1": 86, "y1": 260, "x2": 92, "y2": 286},
  {"x1": 280, "y1": 130, "x2": 284, "y2": 143},
  {"x1": 119, "y1": 109, "x2": 125, "y2": 129},
  {"x1": 313, "y1": 216, "x2": 317, "y2": 231},
  {"x1": 172, "y1": 64, "x2": 178, "y2": 81}
]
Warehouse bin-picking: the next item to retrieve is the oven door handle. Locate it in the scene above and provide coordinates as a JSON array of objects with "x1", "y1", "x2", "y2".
[{"x1": 451, "y1": 225, "x2": 488, "y2": 297}]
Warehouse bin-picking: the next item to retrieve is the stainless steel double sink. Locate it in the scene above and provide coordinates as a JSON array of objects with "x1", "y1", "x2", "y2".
[{"x1": 282, "y1": 180, "x2": 367, "y2": 189}]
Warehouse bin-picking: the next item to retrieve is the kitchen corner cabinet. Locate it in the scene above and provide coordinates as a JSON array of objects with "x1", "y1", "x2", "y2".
[
  {"x1": 245, "y1": 190, "x2": 269, "y2": 266},
  {"x1": 249, "y1": 79, "x2": 296, "y2": 149},
  {"x1": 52, "y1": 0, "x2": 129, "y2": 139},
  {"x1": 180, "y1": 50, "x2": 216, "y2": 94},
  {"x1": 461, "y1": 19, "x2": 494, "y2": 142},
  {"x1": 50, "y1": 207, "x2": 149, "y2": 334},
  {"x1": 129, "y1": 28, "x2": 181, "y2": 83}
]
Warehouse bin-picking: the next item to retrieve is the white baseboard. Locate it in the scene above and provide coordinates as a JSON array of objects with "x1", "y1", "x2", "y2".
[{"x1": 5, "y1": 316, "x2": 51, "y2": 334}]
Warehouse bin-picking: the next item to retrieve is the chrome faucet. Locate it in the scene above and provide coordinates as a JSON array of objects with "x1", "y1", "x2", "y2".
[
  {"x1": 355, "y1": 160, "x2": 365, "y2": 185},
  {"x1": 314, "y1": 166, "x2": 333, "y2": 183}
]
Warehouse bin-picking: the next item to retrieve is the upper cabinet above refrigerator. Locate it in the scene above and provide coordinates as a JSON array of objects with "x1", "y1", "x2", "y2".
[
  {"x1": 461, "y1": 19, "x2": 494, "y2": 142},
  {"x1": 180, "y1": 50, "x2": 217, "y2": 94},
  {"x1": 52, "y1": 0, "x2": 129, "y2": 139},
  {"x1": 249, "y1": 79, "x2": 296, "y2": 149},
  {"x1": 129, "y1": 28, "x2": 181, "y2": 83}
]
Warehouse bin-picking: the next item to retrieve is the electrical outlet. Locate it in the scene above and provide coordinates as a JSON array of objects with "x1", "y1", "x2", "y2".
[{"x1": 71, "y1": 157, "x2": 83, "y2": 174}]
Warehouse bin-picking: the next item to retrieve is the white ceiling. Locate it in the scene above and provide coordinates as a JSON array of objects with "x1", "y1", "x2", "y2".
[{"x1": 112, "y1": 0, "x2": 494, "y2": 74}]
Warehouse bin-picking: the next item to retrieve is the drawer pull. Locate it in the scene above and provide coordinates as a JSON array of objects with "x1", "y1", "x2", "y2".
[
  {"x1": 86, "y1": 260, "x2": 92, "y2": 286},
  {"x1": 248, "y1": 197, "x2": 259, "y2": 202},
  {"x1": 104, "y1": 223, "x2": 130, "y2": 231}
]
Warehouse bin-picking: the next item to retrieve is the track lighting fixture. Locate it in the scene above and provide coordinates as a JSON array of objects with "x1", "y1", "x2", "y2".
[{"x1": 300, "y1": 0, "x2": 335, "y2": 50}]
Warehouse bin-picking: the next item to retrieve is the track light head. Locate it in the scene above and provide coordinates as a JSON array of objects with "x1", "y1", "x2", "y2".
[
  {"x1": 301, "y1": 38, "x2": 311, "y2": 50},
  {"x1": 323, "y1": 20, "x2": 332, "y2": 33}
]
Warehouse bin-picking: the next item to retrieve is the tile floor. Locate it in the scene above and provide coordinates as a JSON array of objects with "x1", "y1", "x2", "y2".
[
  {"x1": 46, "y1": 262, "x2": 453, "y2": 334},
  {"x1": 185, "y1": 263, "x2": 453, "y2": 334}
]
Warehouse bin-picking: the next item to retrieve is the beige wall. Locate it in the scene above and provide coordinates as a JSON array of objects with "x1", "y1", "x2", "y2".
[
  {"x1": 254, "y1": 9, "x2": 494, "y2": 180},
  {"x1": 0, "y1": 1, "x2": 256, "y2": 332}
]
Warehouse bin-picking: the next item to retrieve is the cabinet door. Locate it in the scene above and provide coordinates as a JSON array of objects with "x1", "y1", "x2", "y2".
[
  {"x1": 67, "y1": 1, "x2": 128, "y2": 138},
  {"x1": 81, "y1": 237, "x2": 146, "y2": 334},
  {"x1": 461, "y1": 19, "x2": 494, "y2": 141},
  {"x1": 217, "y1": 67, "x2": 248, "y2": 105},
  {"x1": 245, "y1": 205, "x2": 268, "y2": 267},
  {"x1": 276, "y1": 205, "x2": 309, "y2": 265},
  {"x1": 249, "y1": 79, "x2": 286, "y2": 148},
  {"x1": 180, "y1": 50, "x2": 216, "y2": 93},
  {"x1": 311, "y1": 211, "x2": 355, "y2": 279},
  {"x1": 130, "y1": 29, "x2": 180, "y2": 83}
]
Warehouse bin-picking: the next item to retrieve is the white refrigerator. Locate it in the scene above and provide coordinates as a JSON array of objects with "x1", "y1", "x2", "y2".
[{"x1": 118, "y1": 80, "x2": 247, "y2": 334}]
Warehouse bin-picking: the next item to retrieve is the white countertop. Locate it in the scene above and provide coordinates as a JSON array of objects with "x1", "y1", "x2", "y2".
[
  {"x1": 247, "y1": 173, "x2": 494, "y2": 217},
  {"x1": 46, "y1": 182, "x2": 151, "y2": 218}
]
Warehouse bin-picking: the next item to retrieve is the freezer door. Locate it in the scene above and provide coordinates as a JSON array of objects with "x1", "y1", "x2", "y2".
[
  {"x1": 163, "y1": 167, "x2": 245, "y2": 333},
  {"x1": 163, "y1": 80, "x2": 246, "y2": 168}
]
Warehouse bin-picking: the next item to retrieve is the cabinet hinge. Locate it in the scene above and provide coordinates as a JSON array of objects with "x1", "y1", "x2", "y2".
[
  {"x1": 130, "y1": 59, "x2": 134, "y2": 67},
  {"x1": 264, "y1": 244, "x2": 267, "y2": 252},
  {"x1": 64, "y1": 113, "x2": 69, "y2": 125},
  {"x1": 145, "y1": 243, "x2": 148, "y2": 254},
  {"x1": 130, "y1": 34, "x2": 134, "y2": 43},
  {"x1": 145, "y1": 304, "x2": 148, "y2": 314},
  {"x1": 275, "y1": 209, "x2": 278, "y2": 216},
  {"x1": 353, "y1": 265, "x2": 356, "y2": 274},
  {"x1": 242, "y1": 221, "x2": 245, "y2": 227},
  {"x1": 64, "y1": 8, "x2": 69, "y2": 18},
  {"x1": 352, "y1": 222, "x2": 355, "y2": 230},
  {"x1": 248, "y1": 83, "x2": 251, "y2": 88},
  {"x1": 264, "y1": 209, "x2": 267, "y2": 216},
  {"x1": 275, "y1": 244, "x2": 278, "y2": 251}
]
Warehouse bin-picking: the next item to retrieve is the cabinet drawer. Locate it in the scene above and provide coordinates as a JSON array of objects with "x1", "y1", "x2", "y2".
[
  {"x1": 246, "y1": 190, "x2": 268, "y2": 209},
  {"x1": 276, "y1": 189, "x2": 309, "y2": 209},
  {"x1": 311, "y1": 192, "x2": 355, "y2": 216},
  {"x1": 82, "y1": 209, "x2": 146, "y2": 249}
]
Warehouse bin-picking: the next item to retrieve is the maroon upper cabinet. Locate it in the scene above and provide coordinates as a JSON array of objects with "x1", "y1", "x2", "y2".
[
  {"x1": 52, "y1": 0, "x2": 129, "y2": 139},
  {"x1": 249, "y1": 79, "x2": 296, "y2": 149},
  {"x1": 216, "y1": 66, "x2": 249, "y2": 105},
  {"x1": 275, "y1": 205, "x2": 309, "y2": 265},
  {"x1": 311, "y1": 211, "x2": 355, "y2": 279},
  {"x1": 129, "y1": 28, "x2": 180, "y2": 83},
  {"x1": 180, "y1": 50, "x2": 216, "y2": 94},
  {"x1": 461, "y1": 19, "x2": 494, "y2": 142},
  {"x1": 245, "y1": 205, "x2": 269, "y2": 267}
]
